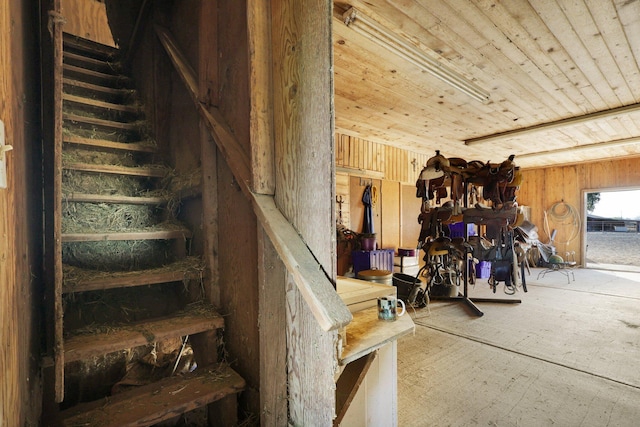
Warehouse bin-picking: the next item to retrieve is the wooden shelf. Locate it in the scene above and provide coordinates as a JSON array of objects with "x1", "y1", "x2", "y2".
[
  {"x1": 339, "y1": 306, "x2": 415, "y2": 366},
  {"x1": 60, "y1": 365, "x2": 245, "y2": 427},
  {"x1": 64, "y1": 305, "x2": 224, "y2": 363}
]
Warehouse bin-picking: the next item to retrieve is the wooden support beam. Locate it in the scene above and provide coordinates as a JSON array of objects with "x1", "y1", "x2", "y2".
[
  {"x1": 155, "y1": 26, "x2": 351, "y2": 331},
  {"x1": 465, "y1": 102, "x2": 640, "y2": 146}
]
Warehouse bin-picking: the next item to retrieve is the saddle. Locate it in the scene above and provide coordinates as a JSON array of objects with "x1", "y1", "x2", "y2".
[{"x1": 416, "y1": 152, "x2": 518, "y2": 211}]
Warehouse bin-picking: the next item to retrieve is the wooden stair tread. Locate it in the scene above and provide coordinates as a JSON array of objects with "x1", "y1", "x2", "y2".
[
  {"x1": 63, "y1": 112, "x2": 141, "y2": 131},
  {"x1": 60, "y1": 365, "x2": 245, "y2": 427},
  {"x1": 62, "y1": 192, "x2": 167, "y2": 205},
  {"x1": 62, "y1": 228, "x2": 193, "y2": 242},
  {"x1": 63, "y1": 32, "x2": 118, "y2": 60},
  {"x1": 64, "y1": 304, "x2": 225, "y2": 362},
  {"x1": 63, "y1": 162, "x2": 166, "y2": 177},
  {"x1": 63, "y1": 51, "x2": 121, "y2": 73},
  {"x1": 63, "y1": 63, "x2": 132, "y2": 86},
  {"x1": 62, "y1": 258, "x2": 203, "y2": 293},
  {"x1": 63, "y1": 93, "x2": 141, "y2": 114},
  {"x1": 63, "y1": 77, "x2": 133, "y2": 97},
  {"x1": 63, "y1": 134, "x2": 156, "y2": 153}
]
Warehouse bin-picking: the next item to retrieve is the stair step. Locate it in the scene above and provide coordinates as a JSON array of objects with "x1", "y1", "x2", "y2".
[
  {"x1": 62, "y1": 227, "x2": 192, "y2": 243},
  {"x1": 62, "y1": 192, "x2": 167, "y2": 205},
  {"x1": 63, "y1": 78, "x2": 135, "y2": 103},
  {"x1": 63, "y1": 50, "x2": 122, "y2": 75},
  {"x1": 60, "y1": 364, "x2": 245, "y2": 427},
  {"x1": 63, "y1": 32, "x2": 118, "y2": 62},
  {"x1": 64, "y1": 162, "x2": 167, "y2": 177},
  {"x1": 62, "y1": 258, "x2": 203, "y2": 293},
  {"x1": 63, "y1": 93, "x2": 141, "y2": 115},
  {"x1": 64, "y1": 303, "x2": 224, "y2": 363},
  {"x1": 63, "y1": 112, "x2": 142, "y2": 133},
  {"x1": 63, "y1": 134, "x2": 156, "y2": 153},
  {"x1": 63, "y1": 63, "x2": 133, "y2": 88}
]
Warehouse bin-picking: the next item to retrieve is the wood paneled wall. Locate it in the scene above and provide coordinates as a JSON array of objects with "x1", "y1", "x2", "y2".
[
  {"x1": 2, "y1": 0, "x2": 42, "y2": 425},
  {"x1": 518, "y1": 158, "x2": 640, "y2": 264},
  {"x1": 336, "y1": 133, "x2": 430, "y2": 184},
  {"x1": 60, "y1": 0, "x2": 116, "y2": 46},
  {"x1": 336, "y1": 133, "x2": 640, "y2": 265}
]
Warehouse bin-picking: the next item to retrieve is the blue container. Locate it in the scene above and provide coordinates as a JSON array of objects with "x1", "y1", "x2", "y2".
[
  {"x1": 449, "y1": 222, "x2": 475, "y2": 238},
  {"x1": 475, "y1": 261, "x2": 492, "y2": 279}
]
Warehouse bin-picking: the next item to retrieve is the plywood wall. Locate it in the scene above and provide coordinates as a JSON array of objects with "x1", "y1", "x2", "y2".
[{"x1": 60, "y1": 0, "x2": 116, "y2": 46}]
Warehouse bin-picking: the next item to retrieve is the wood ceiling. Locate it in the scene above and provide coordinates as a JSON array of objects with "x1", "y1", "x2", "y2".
[{"x1": 332, "y1": 0, "x2": 640, "y2": 169}]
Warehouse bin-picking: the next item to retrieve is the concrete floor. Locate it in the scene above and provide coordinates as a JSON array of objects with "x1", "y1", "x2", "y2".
[{"x1": 397, "y1": 267, "x2": 640, "y2": 427}]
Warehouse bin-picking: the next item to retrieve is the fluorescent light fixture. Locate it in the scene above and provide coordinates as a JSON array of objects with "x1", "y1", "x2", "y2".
[{"x1": 342, "y1": 7, "x2": 490, "y2": 103}]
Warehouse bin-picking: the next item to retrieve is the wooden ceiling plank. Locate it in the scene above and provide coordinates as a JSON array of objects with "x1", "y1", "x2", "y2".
[
  {"x1": 587, "y1": 0, "x2": 640, "y2": 101},
  {"x1": 501, "y1": 0, "x2": 605, "y2": 111},
  {"x1": 464, "y1": 0, "x2": 586, "y2": 116},
  {"x1": 528, "y1": 0, "x2": 621, "y2": 108},
  {"x1": 557, "y1": 0, "x2": 635, "y2": 103}
]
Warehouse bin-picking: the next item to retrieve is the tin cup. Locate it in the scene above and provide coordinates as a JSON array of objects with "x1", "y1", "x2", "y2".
[{"x1": 377, "y1": 295, "x2": 406, "y2": 321}]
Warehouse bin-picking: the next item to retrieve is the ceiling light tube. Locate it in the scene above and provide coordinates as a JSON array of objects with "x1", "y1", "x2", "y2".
[{"x1": 342, "y1": 7, "x2": 490, "y2": 103}]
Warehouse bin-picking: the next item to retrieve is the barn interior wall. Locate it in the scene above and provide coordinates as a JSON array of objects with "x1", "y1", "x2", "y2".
[
  {"x1": 336, "y1": 133, "x2": 640, "y2": 269},
  {"x1": 518, "y1": 158, "x2": 640, "y2": 265},
  {"x1": 1, "y1": 0, "x2": 43, "y2": 425}
]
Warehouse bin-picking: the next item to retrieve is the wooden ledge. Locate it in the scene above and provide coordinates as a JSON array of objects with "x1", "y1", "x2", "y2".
[{"x1": 339, "y1": 306, "x2": 415, "y2": 366}]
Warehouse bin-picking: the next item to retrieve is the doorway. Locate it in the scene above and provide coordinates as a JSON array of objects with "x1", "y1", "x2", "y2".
[{"x1": 584, "y1": 189, "x2": 640, "y2": 271}]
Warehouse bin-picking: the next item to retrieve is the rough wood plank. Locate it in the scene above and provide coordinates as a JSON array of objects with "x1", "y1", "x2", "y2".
[
  {"x1": 60, "y1": 365, "x2": 244, "y2": 427},
  {"x1": 64, "y1": 306, "x2": 224, "y2": 363},
  {"x1": 248, "y1": 0, "x2": 275, "y2": 195},
  {"x1": 63, "y1": 134, "x2": 156, "y2": 152},
  {"x1": 53, "y1": 0, "x2": 66, "y2": 402},
  {"x1": 258, "y1": 227, "x2": 288, "y2": 426},
  {"x1": 63, "y1": 63, "x2": 130, "y2": 86},
  {"x1": 334, "y1": 351, "x2": 377, "y2": 426},
  {"x1": 62, "y1": 192, "x2": 165, "y2": 205},
  {"x1": 63, "y1": 112, "x2": 141, "y2": 131},
  {"x1": 253, "y1": 193, "x2": 352, "y2": 331},
  {"x1": 60, "y1": 0, "x2": 116, "y2": 48},
  {"x1": 156, "y1": 24, "x2": 351, "y2": 331},
  {"x1": 63, "y1": 31, "x2": 118, "y2": 58},
  {"x1": 63, "y1": 50, "x2": 121, "y2": 74},
  {"x1": 63, "y1": 77, "x2": 131, "y2": 98},
  {"x1": 340, "y1": 306, "x2": 415, "y2": 366},
  {"x1": 62, "y1": 228, "x2": 192, "y2": 242},
  {"x1": 62, "y1": 259, "x2": 201, "y2": 293},
  {"x1": 63, "y1": 92, "x2": 139, "y2": 113},
  {"x1": 64, "y1": 162, "x2": 166, "y2": 177}
]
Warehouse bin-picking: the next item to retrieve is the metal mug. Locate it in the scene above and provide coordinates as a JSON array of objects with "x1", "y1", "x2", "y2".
[{"x1": 377, "y1": 295, "x2": 406, "y2": 321}]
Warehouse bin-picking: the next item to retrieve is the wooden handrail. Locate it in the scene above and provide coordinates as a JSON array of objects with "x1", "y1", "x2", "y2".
[{"x1": 155, "y1": 25, "x2": 352, "y2": 331}]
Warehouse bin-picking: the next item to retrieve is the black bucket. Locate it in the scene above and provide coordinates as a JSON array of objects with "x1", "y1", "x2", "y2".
[{"x1": 393, "y1": 273, "x2": 422, "y2": 304}]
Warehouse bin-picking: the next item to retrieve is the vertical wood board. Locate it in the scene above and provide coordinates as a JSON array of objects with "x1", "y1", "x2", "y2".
[{"x1": 60, "y1": 0, "x2": 116, "y2": 47}]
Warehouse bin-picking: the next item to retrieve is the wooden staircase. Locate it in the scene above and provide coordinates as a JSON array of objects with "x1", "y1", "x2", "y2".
[{"x1": 51, "y1": 33, "x2": 244, "y2": 426}]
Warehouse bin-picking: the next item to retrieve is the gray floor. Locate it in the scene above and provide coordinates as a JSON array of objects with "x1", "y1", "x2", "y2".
[{"x1": 397, "y1": 267, "x2": 640, "y2": 427}]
